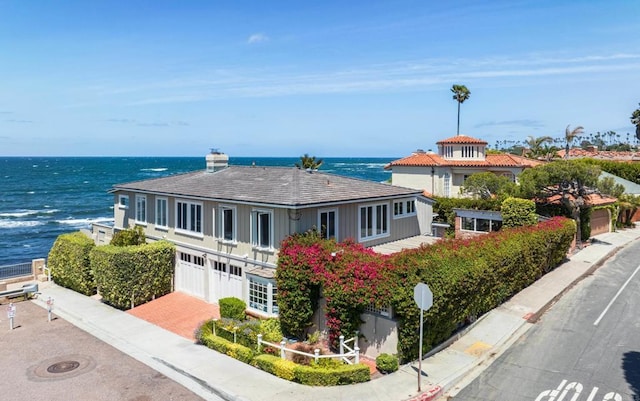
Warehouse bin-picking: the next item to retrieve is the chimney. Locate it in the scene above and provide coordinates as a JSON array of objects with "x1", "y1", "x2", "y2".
[{"x1": 206, "y1": 149, "x2": 229, "y2": 172}]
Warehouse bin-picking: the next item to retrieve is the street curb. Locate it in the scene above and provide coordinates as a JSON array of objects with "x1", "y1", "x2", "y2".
[
  {"x1": 407, "y1": 385, "x2": 442, "y2": 401},
  {"x1": 526, "y1": 245, "x2": 623, "y2": 324}
]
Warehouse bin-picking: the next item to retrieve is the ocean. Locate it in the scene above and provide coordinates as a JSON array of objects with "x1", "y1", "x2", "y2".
[{"x1": 0, "y1": 156, "x2": 394, "y2": 266}]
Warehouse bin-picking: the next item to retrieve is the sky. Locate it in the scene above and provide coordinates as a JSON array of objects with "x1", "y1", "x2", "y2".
[{"x1": 1, "y1": 0, "x2": 639, "y2": 157}]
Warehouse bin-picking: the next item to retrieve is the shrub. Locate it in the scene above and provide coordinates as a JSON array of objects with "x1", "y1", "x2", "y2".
[
  {"x1": 293, "y1": 362, "x2": 370, "y2": 386},
  {"x1": 47, "y1": 231, "x2": 96, "y2": 296},
  {"x1": 253, "y1": 354, "x2": 297, "y2": 381},
  {"x1": 110, "y1": 226, "x2": 146, "y2": 246},
  {"x1": 219, "y1": 297, "x2": 247, "y2": 320},
  {"x1": 200, "y1": 333, "x2": 255, "y2": 364},
  {"x1": 376, "y1": 353, "x2": 399, "y2": 373},
  {"x1": 291, "y1": 342, "x2": 319, "y2": 365},
  {"x1": 260, "y1": 318, "x2": 284, "y2": 343},
  {"x1": 501, "y1": 197, "x2": 537, "y2": 228}
]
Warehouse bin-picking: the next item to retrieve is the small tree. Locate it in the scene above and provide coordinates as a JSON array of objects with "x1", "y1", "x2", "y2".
[
  {"x1": 295, "y1": 154, "x2": 323, "y2": 170},
  {"x1": 461, "y1": 172, "x2": 517, "y2": 200},
  {"x1": 631, "y1": 103, "x2": 640, "y2": 141}
]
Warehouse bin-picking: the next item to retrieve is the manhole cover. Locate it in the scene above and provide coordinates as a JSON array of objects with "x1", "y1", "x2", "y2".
[
  {"x1": 28, "y1": 354, "x2": 96, "y2": 382},
  {"x1": 47, "y1": 360, "x2": 80, "y2": 373}
]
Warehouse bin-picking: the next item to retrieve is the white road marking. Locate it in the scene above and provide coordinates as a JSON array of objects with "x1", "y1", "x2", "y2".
[{"x1": 594, "y1": 263, "x2": 640, "y2": 326}]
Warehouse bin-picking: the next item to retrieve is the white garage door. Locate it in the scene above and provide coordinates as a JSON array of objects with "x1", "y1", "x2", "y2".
[
  {"x1": 175, "y1": 253, "x2": 206, "y2": 299},
  {"x1": 209, "y1": 261, "x2": 243, "y2": 303}
]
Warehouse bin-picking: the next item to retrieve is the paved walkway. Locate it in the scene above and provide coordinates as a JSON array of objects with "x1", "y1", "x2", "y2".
[{"x1": 26, "y1": 225, "x2": 640, "y2": 401}]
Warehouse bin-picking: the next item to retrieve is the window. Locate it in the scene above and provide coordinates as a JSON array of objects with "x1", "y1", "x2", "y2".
[
  {"x1": 252, "y1": 209, "x2": 273, "y2": 249},
  {"x1": 359, "y1": 203, "x2": 389, "y2": 241},
  {"x1": 319, "y1": 209, "x2": 338, "y2": 240},
  {"x1": 462, "y1": 146, "x2": 475, "y2": 158},
  {"x1": 176, "y1": 200, "x2": 203, "y2": 235},
  {"x1": 364, "y1": 303, "x2": 392, "y2": 317},
  {"x1": 135, "y1": 195, "x2": 146, "y2": 223},
  {"x1": 444, "y1": 173, "x2": 450, "y2": 197},
  {"x1": 213, "y1": 261, "x2": 227, "y2": 272},
  {"x1": 179, "y1": 252, "x2": 205, "y2": 266},
  {"x1": 219, "y1": 205, "x2": 236, "y2": 242},
  {"x1": 393, "y1": 199, "x2": 416, "y2": 218},
  {"x1": 248, "y1": 276, "x2": 278, "y2": 315},
  {"x1": 119, "y1": 195, "x2": 129, "y2": 209},
  {"x1": 461, "y1": 217, "x2": 502, "y2": 233},
  {"x1": 156, "y1": 198, "x2": 168, "y2": 228},
  {"x1": 444, "y1": 146, "x2": 453, "y2": 158},
  {"x1": 230, "y1": 265, "x2": 242, "y2": 277}
]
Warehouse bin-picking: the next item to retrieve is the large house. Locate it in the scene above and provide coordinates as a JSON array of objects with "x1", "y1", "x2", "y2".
[
  {"x1": 385, "y1": 135, "x2": 541, "y2": 197},
  {"x1": 95, "y1": 152, "x2": 435, "y2": 318}
]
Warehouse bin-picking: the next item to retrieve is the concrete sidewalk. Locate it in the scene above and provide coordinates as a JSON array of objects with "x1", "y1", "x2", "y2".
[{"x1": 29, "y1": 226, "x2": 640, "y2": 401}]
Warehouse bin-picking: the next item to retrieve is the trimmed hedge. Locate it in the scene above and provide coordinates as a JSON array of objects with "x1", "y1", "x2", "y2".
[
  {"x1": 200, "y1": 333, "x2": 255, "y2": 363},
  {"x1": 219, "y1": 297, "x2": 247, "y2": 320},
  {"x1": 90, "y1": 240, "x2": 175, "y2": 310},
  {"x1": 47, "y1": 231, "x2": 96, "y2": 296},
  {"x1": 501, "y1": 197, "x2": 537, "y2": 228},
  {"x1": 251, "y1": 354, "x2": 370, "y2": 385},
  {"x1": 376, "y1": 353, "x2": 399, "y2": 373}
]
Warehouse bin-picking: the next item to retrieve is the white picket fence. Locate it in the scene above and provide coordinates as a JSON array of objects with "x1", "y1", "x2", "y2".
[{"x1": 257, "y1": 333, "x2": 360, "y2": 364}]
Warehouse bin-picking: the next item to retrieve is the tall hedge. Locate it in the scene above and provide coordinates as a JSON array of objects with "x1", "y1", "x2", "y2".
[
  {"x1": 501, "y1": 197, "x2": 538, "y2": 228},
  {"x1": 389, "y1": 217, "x2": 575, "y2": 361},
  {"x1": 277, "y1": 217, "x2": 575, "y2": 362},
  {"x1": 91, "y1": 240, "x2": 175, "y2": 310},
  {"x1": 47, "y1": 231, "x2": 96, "y2": 296}
]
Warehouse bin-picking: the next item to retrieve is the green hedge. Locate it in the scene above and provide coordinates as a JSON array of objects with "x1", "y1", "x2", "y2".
[
  {"x1": 376, "y1": 353, "x2": 399, "y2": 373},
  {"x1": 47, "y1": 231, "x2": 96, "y2": 296},
  {"x1": 252, "y1": 354, "x2": 370, "y2": 385},
  {"x1": 501, "y1": 197, "x2": 537, "y2": 228},
  {"x1": 200, "y1": 333, "x2": 255, "y2": 363},
  {"x1": 90, "y1": 240, "x2": 175, "y2": 310},
  {"x1": 219, "y1": 297, "x2": 247, "y2": 320},
  {"x1": 389, "y1": 217, "x2": 575, "y2": 361}
]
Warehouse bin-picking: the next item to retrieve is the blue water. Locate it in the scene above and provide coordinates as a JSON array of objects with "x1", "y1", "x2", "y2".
[{"x1": 0, "y1": 157, "x2": 394, "y2": 265}]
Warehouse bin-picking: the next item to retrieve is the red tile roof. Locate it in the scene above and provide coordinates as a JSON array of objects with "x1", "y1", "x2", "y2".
[
  {"x1": 385, "y1": 152, "x2": 542, "y2": 168},
  {"x1": 436, "y1": 135, "x2": 488, "y2": 145},
  {"x1": 541, "y1": 192, "x2": 617, "y2": 207},
  {"x1": 557, "y1": 148, "x2": 640, "y2": 161}
]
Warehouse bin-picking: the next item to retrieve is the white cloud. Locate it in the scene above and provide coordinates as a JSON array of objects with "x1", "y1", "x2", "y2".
[{"x1": 247, "y1": 33, "x2": 269, "y2": 44}]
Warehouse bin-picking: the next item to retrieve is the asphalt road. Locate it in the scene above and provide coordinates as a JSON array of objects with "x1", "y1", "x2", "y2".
[
  {"x1": 0, "y1": 299, "x2": 204, "y2": 401},
  {"x1": 450, "y1": 240, "x2": 640, "y2": 401}
]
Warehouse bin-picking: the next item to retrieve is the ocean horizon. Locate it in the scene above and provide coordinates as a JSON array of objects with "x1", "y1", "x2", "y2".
[{"x1": 0, "y1": 156, "x2": 396, "y2": 266}]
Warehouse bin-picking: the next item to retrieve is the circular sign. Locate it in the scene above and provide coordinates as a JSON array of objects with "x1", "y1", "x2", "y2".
[{"x1": 413, "y1": 283, "x2": 433, "y2": 311}]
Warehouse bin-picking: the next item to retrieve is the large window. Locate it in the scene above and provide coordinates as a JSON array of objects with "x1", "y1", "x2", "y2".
[
  {"x1": 393, "y1": 199, "x2": 416, "y2": 218},
  {"x1": 359, "y1": 203, "x2": 389, "y2": 241},
  {"x1": 176, "y1": 200, "x2": 202, "y2": 235},
  {"x1": 252, "y1": 209, "x2": 273, "y2": 249},
  {"x1": 318, "y1": 209, "x2": 337, "y2": 240},
  {"x1": 248, "y1": 276, "x2": 278, "y2": 315},
  {"x1": 156, "y1": 197, "x2": 168, "y2": 228},
  {"x1": 461, "y1": 216, "x2": 502, "y2": 233},
  {"x1": 135, "y1": 195, "x2": 146, "y2": 223},
  {"x1": 219, "y1": 205, "x2": 236, "y2": 242},
  {"x1": 444, "y1": 172, "x2": 451, "y2": 197}
]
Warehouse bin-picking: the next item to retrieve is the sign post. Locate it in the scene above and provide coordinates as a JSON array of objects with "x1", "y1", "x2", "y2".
[
  {"x1": 413, "y1": 282, "x2": 433, "y2": 392},
  {"x1": 7, "y1": 302, "x2": 16, "y2": 330},
  {"x1": 46, "y1": 297, "x2": 54, "y2": 322}
]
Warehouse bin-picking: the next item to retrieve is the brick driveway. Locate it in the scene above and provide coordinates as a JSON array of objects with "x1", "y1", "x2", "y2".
[{"x1": 127, "y1": 292, "x2": 220, "y2": 340}]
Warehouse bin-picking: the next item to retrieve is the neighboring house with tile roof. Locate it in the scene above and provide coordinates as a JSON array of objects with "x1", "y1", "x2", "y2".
[
  {"x1": 557, "y1": 147, "x2": 640, "y2": 161},
  {"x1": 385, "y1": 135, "x2": 542, "y2": 197},
  {"x1": 94, "y1": 152, "x2": 435, "y2": 318}
]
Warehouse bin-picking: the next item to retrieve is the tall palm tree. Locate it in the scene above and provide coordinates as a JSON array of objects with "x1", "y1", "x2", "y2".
[
  {"x1": 564, "y1": 125, "x2": 584, "y2": 159},
  {"x1": 295, "y1": 153, "x2": 323, "y2": 170},
  {"x1": 451, "y1": 84, "x2": 471, "y2": 136},
  {"x1": 631, "y1": 103, "x2": 640, "y2": 141}
]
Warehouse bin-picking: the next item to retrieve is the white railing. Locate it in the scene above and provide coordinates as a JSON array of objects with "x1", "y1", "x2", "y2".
[{"x1": 257, "y1": 332, "x2": 360, "y2": 364}]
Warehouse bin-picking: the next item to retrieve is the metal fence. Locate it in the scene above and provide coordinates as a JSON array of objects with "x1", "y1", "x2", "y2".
[{"x1": 0, "y1": 262, "x2": 32, "y2": 280}]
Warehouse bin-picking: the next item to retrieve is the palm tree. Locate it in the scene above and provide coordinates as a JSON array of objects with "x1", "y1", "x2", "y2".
[
  {"x1": 524, "y1": 135, "x2": 553, "y2": 158},
  {"x1": 631, "y1": 103, "x2": 640, "y2": 141},
  {"x1": 295, "y1": 154, "x2": 323, "y2": 170},
  {"x1": 451, "y1": 84, "x2": 471, "y2": 136},
  {"x1": 564, "y1": 125, "x2": 584, "y2": 159}
]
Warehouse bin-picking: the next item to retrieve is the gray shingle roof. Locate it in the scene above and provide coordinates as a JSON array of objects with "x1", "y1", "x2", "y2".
[{"x1": 113, "y1": 166, "x2": 425, "y2": 207}]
